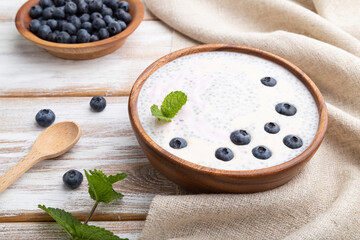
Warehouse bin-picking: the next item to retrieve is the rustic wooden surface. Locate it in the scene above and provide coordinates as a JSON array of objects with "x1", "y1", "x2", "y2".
[{"x1": 0, "y1": 0, "x2": 187, "y2": 239}]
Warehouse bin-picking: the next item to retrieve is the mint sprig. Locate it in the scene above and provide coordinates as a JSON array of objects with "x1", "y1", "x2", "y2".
[
  {"x1": 39, "y1": 170, "x2": 128, "y2": 240},
  {"x1": 151, "y1": 91, "x2": 187, "y2": 122}
]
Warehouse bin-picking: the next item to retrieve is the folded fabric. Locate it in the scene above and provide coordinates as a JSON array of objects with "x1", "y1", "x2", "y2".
[{"x1": 140, "y1": 0, "x2": 360, "y2": 239}]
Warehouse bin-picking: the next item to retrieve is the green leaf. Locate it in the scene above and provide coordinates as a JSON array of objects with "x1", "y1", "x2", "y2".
[
  {"x1": 150, "y1": 104, "x2": 172, "y2": 122},
  {"x1": 85, "y1": 170, "x2": 127, "y2": 204},
  {"x1": 38, "y1": 205, "x2": 127, "y2": 240},
  {"x1": 160, "y1": 91, "x2": 187, "y2": 118}
]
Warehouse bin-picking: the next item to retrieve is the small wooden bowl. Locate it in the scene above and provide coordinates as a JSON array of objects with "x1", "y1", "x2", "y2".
[
  {"x1": 129, "y1": 44, "x2": 328, "y2": 193},
  {"x1": 15, "y1": 0, "x2": 144, "y2": 60}
]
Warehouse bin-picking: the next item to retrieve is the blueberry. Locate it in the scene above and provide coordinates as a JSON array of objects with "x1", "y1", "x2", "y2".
[
  {"x1": 98, "y1": 28, "x2": 109, "y2": 39},
  {"x1": 70, "y1": 35, "x2": 77, "y2": 43},
  {"x1": 283, "y1": 135, "x2": 303, "y2": 149},
  {"x1": 169, "y1": 137, "x2": 187, "y2": 149},
  {"x1": 62, "y1": 22, "x2": 77, "y2": 35},
  {"x1": 42, "y1": 6, "x2": 55, "y2": 20},
  {"x1": 118, "y1": 1, "x2": 130, "y2": 12},
  {"x1": 90, "y1": 96, "x2": 106, "y2": 112},
  {"x1": 30, "y1": 5, "x2": 43, "y2": 19},
  {"x1": 215, "y1": 147, "x2": 234, "y2": 161},
  {"x1": 37, "y1": 25, "x2": 52, "y2": 39},
  {"x1": 39, "y1": 0, "x2": 53, "y2": 8},
  {"x1": 77, "y1": 0, "x2": 89, "y2": 14},
  {"x1": 261, "y1": 77, "x2": 277, "y2": 87},
  {"x1": 65, "y1": 1, "x2": 77, "y2": 15},
  {"x1": 57, "y1": 20, "x2": 67, "y2": 30},
  {"x1": 53, "y1": 7, "x2": 66, "y2": 19},
  {"x1": 81, "y1": 22, "x2": 93, "y2": 33},
  {"x1": 104, "y1": 0, "x2": 118, "y2": 11},
  {"x1": 264, "y1": 122, "x2": 280, "y2": 134},
  {"x1": 63, "y1": 170, "x2": 83, "y2": 189},
  {"x1": 47, "y1": 31, "x2": 58, "y2": 42},
  {"x1": 89, "y1": 0, "x2": 103, "y2": 12},
  {"x1": 92, "y1": 18, "x2": 106, "y2": 30},
  {"x1": 46, "y1": 19, "x2": 58, "y2": 30},
  {"x1": 252, "y1": 146, "x2": 272, "y2": 160},
  {"x1": 103, "y1": 15, "x2": 114, "y2": 25},
  {"x1": 80, "y1": 13, "x2": 91, "y2": 22},
  {"x1": 56, "y1": 31, "x2": 71, "y2": 43},
  {"x1": 108, "y1": 21, "x2": 121, "y2": 35},
  {"x1": 54, "y1": 0, "x2": 65, "y2": 7},
  {"x1": 117, "y1": 20, "x2": 126, "y2": 30},
  {"x1": 70, "y1": 15, "x2": 82, "y2": 29},
  {"x1": 29, "y1": 19, "x2": 41, "y2": 33},
  {"x1": 275, "y1": 102, "x2": 297, "y2": 116},
  {"x1": 90, "y1": 12, "x2": 103, "y2": 21},
  {"x1": 35, "y1": 109, "x2": 55, "y2": 127},
  {"x1": 115, "y1": 8, "x2": 131, "y2": 24},
  {"x1": 230, "y1": 130, "x2": 251, "y2": 145},
  {"x1": 101, "y1": 5, "x2": 113, "y2": 16},
  {"x1": 77, "y1": 29, "x2": 90, "y2": 43},
  {"x1": 90, "y1": 34, "x2": 99, "y2": 42}
]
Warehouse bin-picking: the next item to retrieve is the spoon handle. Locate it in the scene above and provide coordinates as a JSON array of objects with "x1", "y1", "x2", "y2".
[{"x1": 0, "y1": 150, "x2": 42, "y2": 194}]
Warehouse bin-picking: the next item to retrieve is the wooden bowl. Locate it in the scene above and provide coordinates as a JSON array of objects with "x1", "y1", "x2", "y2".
[
  {"x1": 129, "y1": 44, "x2": 328, "y2": 193},
  {"x1": 15, "y1": 0, "x2": 144, "y2": 60}
]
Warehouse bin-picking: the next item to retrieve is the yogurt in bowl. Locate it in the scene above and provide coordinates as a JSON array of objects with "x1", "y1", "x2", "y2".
[{"x1": 129, "y1": 44, "x2": 327, "y2": 193}]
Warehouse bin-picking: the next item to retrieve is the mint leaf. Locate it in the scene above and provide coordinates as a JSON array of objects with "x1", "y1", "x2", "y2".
[
  {"x1": 161, "y1": 91, "x2": 187, "y2": 118},
  {"x1": 85, "y1": 170, "x2": 127, "y2": 204},
  {"x1": 151, "y1": 91, "x2": 187, "y2": 121},
  {"x1": 150, "y1": 105, "x2": 172, "y2": 122},
  {"x1": 38, "y1": 205, "x2": 127, "y2": 240}
]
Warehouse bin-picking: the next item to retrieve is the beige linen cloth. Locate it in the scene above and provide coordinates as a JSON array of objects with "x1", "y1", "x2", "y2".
[{"x1": 140, "y1": 0, "x2": 360, "y2": 239}]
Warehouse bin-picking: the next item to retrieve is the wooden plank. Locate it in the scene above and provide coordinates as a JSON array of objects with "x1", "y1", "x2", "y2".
[
  {"x1": 0, "y1": 97, "x2": 177, "y2": 222},
  {"x1": 0, "y1": 0, "x2": 156, "y2": 21},
  {"x1": 0, "y1": 221, "x2": 144, "y2": 239},
  {"x1": 0, "y1": 19, "x2": 172, "y2": 97}
]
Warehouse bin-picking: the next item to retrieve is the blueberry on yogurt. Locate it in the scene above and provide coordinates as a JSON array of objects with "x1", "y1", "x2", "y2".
[
  {"x1": 283, "y1": 135, "x2": 303, "y2": 149},
  {"x1": 230, "y1": 130, "x2": 251, "y2": 145},
  {"x1": 215, "y1": 147, "x2": 234, "y2": 161},
  {"x1": 252, "y1": 146, "x2": 272, "y2": 160},
  {"x1": 169, "y1": 137, "x2": 187, "y2": 149},
  {"x1": 264, "y1": 122, "x2": 280, "y2": 134},
  {"x1": 275, "y1": 102, "x2": 297, "y2": 116},
  {"x1": 261, "y1": 77, "x2": 277, "y2": 87}
]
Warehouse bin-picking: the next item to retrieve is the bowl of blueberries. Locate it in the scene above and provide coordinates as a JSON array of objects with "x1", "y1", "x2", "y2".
[{"x1": 15, "y1": 0, "x2": 144, "y2": 59}]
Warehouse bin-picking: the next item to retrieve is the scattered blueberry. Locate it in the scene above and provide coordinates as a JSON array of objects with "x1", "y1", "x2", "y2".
[
  {"x1": 62, "y1": 22, "x2": 77, "y2": 35},
  {"x1": 275, "y1": 102, "x2": 297, "y2": 116},
  {"x1": 98, "y1": 28, "x2": 109, "y2": 39},
  {"x1": 169, "y1": 137, "x2": 187, "y2": 149},
  {"x1": 90, "y1": 96, "x2": 107, "y2": 112},
  {"x1": 29, "y1": 19, "x2": 42, "y2": 33},
  {"x1": 252, "y1": 146, "x2": 272, "y2": 160},
  {"x1": 115, "y1": 8, "x2": 131, "y2": 24},
  {"x1": 101, "y1": 5, "x2": 113, "y2": 16},
  {"x1": 90, "y1": 34, "x2": 99, "y2": 42},
  {"x1": 56, "y1": 31, "x2": 71, "y2": 43},
  {"x1": 230, "y1": 130, "x2": 251, "y2": 145},
  {"x1": 46, "y1": 19, "x2": 58, "y2": 30},
  {"x1": 264, "y1": 122, "x2": 280, "y2": 134},
  {"x1": 77, "y1": 29, "x2": 91, "y2": 43},
  {"x1": 261, "y1": 77, "x2": 277, "y2": 87},
  {"x1": 35, "y1": 109, "x2": 55, "y2": 127},
  {"x1": 108, "y1": 21, "x2": 121, "y2": 35},
  {"x1": 65, "y1": 1, "x2": 77, "y2": 15},
  {"x1": 63, "y1": 170, "x2": 83, "y2": 189},
  {"x1": 92, "y1": 17, "x2": 106, "y2": 30},
  {"x1": 30, "y1": 5, "x2": 43, "y2": 19},
  {"x1": 283, "y1": 135, "x2": 303, "y2": 149},
  {"x1": 81, "y1": 21, "x2": 93, "y2": 33},
  {"x1": 53, "y1": 7, "x2": 66, "y2": 19},
  {"x1": 79, "y1": 13, "x2": 90, "y2": 23},
  {"x1": 37, "y1": 24, "x2": 52, "y2": 39},
  {"x1": 118, "y1": 1, "x2": 130, "y2": 12},
  {"x1": 89, "y1": 0, "x2": 103, "y2": 12},
  {"x1": 215, "y1": 147, "x2": 234, "y2": 161},
  {"x1": 39, "y1": 0, "x2": 53, "y2": 8},
  {"x1": 42, "y1": 7, "x2": 55, "y2": 20}
]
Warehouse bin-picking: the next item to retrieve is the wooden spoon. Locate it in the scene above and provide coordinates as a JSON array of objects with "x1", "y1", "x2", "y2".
[{"x1": 0, "y1": 121, "x2": 81, "y2": 194}]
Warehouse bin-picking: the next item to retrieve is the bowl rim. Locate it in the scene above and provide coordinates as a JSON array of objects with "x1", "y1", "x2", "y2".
[
  {"x1": 15, "y1": 0, "x2": 144, "y2": 49},
  {"x1": 129, "y1": 44, "x2": 328, "y2": 178}
]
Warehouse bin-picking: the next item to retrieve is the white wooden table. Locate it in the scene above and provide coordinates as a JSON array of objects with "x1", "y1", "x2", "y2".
[{"x1": 0, "y1": 1, "x2": 189, "y2": 238}]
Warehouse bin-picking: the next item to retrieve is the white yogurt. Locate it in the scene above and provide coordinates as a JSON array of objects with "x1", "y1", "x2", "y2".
[{"x1": 137, "y1": 51, "x2": 319, "y2": 170}]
